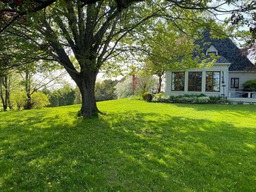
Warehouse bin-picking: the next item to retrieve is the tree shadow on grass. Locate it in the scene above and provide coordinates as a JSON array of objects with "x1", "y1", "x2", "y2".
[{"x1": 0, "y1": 111, "x2": 256, "y2": 191}]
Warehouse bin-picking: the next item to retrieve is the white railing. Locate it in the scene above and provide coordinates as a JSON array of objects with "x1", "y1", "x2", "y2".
[{"x1": 228, "y1": 91, "x2": 256, "y2": 98}]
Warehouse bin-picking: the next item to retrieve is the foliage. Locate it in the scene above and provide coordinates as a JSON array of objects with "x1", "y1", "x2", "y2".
[
  {"x1": 153, "y1": 92, "x2": 166, "y2": 99},
  {"x1": 31, "y1": 91, "x2": 50, "y2": 109},
  {"x1": 11, "y1": 91, "x2": 27, "y2": 110},
  {"x1": 47, "y1": 85, "x2": 76, "y2": 107},
  {"x1": 209, "y1": 96, "x2": 223, "y2": 104},
  {"x1": 135, "y1": 75, "x2": 157, "y2": 95},
  {"x1": 115, "y1": 77, "x2": 134, "y2": 99},
  {"x1": 74, "y1": 87, "x2": 82, "y2": 104},
  {"x1": 142, "y1": 92, "x2": 153, "y2": 102},
  {"x1": 142, "y1": 22, "x2": 199, "y2": 73},
  {"x1": 243, "y1": 79, "x2": 256, "y2": 91},
  {"x1": 228, "y1": 1, "x2": 256, "y2": 60},
  {"x1": 153, "y1": 94, "x2": 229, "y2": 104},
  {"x1": 115, "y1": 75, "x2": 157, "y2": 99},
  {"x1": 95, "y1": 80, "x2": 117, "y2": 101},
  {"x1": 0, "y1": 99, "x2": 256, "y2": 191},
  {"x1": 0, "y1": 74, "x2": 12, "y2": 111}
]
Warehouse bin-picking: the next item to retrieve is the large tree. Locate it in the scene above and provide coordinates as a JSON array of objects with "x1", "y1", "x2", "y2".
[
  {"x1": 229, "y1": 1, "x2": 256, "y2": 59},
  {"x1": 1, "y1": 0, "x2": 234, "y2": 117}
]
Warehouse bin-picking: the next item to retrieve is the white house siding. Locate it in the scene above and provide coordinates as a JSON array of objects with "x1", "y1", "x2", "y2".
[
  {"x1": 229, "y1": 71, "x2": 256, "y2": 90},
  {"x1": 165, "y1": 63, "x2": 230, "y2": 97},
  {"x1": 228, "y1": 71, "x2": 256, "y2": 98}
]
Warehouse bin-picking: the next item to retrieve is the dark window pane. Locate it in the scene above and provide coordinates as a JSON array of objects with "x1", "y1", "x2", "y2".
[
  {"x1": 172, "y1": 72, "x2": 185, "y2": 91},
  {"x1": 188, "y1": 72, "x2": 202, "y2": 91},
  {"x1": 206, "y1": 71, "x2": 220, "y2": 92},
  {"x1": 231, "y1": 78, "x2": 239, "y2": 88}
]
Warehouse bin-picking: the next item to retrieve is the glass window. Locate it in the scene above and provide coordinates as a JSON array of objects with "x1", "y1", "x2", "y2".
[
  {"x1": 171, "y1": 72, "x2": 185, "y2": 91},
  {"x1": 206, "y1": 71, "x2": 220, "y2": 92},
  {"x1": 231, "y1": 78, "x2": 239, "y2": 88},
  {"x1": 188, "y1": 72, "x2": 202, "y2": 91}
]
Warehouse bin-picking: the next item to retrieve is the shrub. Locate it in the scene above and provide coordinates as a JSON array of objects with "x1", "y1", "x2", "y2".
[
  {"x1": 197, "y1": 97, "x2": 210, "y2": 104},
  {"x1": 154, "y1": 94, "x2": 231, "y2": 104},
  {"x1": 142, "y1": 92, "x2": 153, "y2": 102},
  {"x1": 32, "y1": 92, "x2": 50, "y2": 109},
  {"x1": 154, "y1": 92, "x2": 165, "y2": 99},
  {"x1": 209, "y1": 96, "x2": 229, "y2": 104},
  {"x1": 11, "y1": 91, "x2": 27, "y2": 110},
  {"x1": 243, "y1": 79, "x2": 256, "y2": 91}
]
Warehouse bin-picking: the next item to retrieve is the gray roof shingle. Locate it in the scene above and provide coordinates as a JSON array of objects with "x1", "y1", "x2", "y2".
[{"x1": 196, "y1": 29, "x2": 254, "y2": 71}]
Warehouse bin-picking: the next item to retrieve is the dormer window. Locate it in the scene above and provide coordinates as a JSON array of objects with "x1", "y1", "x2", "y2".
[{"x1": 206, "y1": 45, "x2": 218, "y2": 56}]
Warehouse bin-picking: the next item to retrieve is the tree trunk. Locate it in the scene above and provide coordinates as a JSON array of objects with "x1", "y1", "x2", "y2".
[
  {"x1": 7, "y1": 77, "x2": 12, "y2": 110},
  {"x1": 24, "y1": 71, "x2": 32, "y2": 110},
  {"x1": 24, "y1": 93, "x2": 32, "y2": 109},
  {"x1": 1, "y1": 93, "x2": 7, "y2": 111},
  {"x1": 132, "y1": 74, "x2": 137, "y2": 94},
  {"x1": 0, "y1": 76, "x2": 10, "y2": 111},
  {"x1": 157, "y1": 73, "x2": 163, "y2": 93},
  {"x1": 77, "y1": 71, "x2": 99, "y2": 118}
]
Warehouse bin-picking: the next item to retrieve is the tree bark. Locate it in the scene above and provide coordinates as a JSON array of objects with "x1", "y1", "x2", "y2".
[
  {"x1": 0, "y1": 76, "x2": 10, "y2": 111},
  {"x1": 24, "y1": 93, "x2": 32, "y2": 109},
  {"x1": 76, "y1": 71, "x2": 99, "y2": 118},
  {"x1": 157, "y1": 74, "x2": 162, "y2": 93},
  {"x1": 24, "y1": 70, "x2": 32, "y2": 109}
]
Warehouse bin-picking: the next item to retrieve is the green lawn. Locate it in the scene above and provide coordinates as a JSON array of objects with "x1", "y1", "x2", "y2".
[{"x1": 0, "y1": 99, "x2": 256, "y2": 191}]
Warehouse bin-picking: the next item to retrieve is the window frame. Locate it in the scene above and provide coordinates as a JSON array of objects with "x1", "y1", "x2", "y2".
[
  {"x1": 205, "y1": 71, "x2": 221, "y2": 92},
  {"x1": 188, "y1": 71, "x2": 202, "y2": 92},
  {"x1": 171, "y1": 72, "x2": 185, "y2": 91},
  {"x1": 206, "y1": 45, "x2": 218, "y2": 56},
  {"x1": 231, "y1": 78, "x2": 239, "y2": 88}
]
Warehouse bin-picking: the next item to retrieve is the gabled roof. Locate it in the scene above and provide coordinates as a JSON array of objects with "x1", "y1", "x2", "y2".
[
  {"x1": 216, "y1": 56, "x2": 230, "y2": 64},
  {"x1": 195, "y1": 29, "x2": 254, "y2": 71}
]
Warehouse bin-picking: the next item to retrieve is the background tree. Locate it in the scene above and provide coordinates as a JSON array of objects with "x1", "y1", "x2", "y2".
[
  {"x1": 0, "y1": 73, "x2": 12, "y2": 111},
  {"x1": 142, "y1": 22, "x2": 198, "y2": 93},
  {"x1": 11, "y1": 91, "x2": 27, "y2": 110},
  {"x1": 18, "y1": 62, "x2": 64, "y2": 109},
  {"x1": 115, "y1": 77, "x2": 134, "y2": 99},
  {"x1": 135, "y1": 74, "x2": 157, "y2": 95},
  {"x1": 47, "y1": 84, "x2": 76, "y2": 107},
  {"x1": 31, "y1": 91, "x2": 50, "y2": 109},
  {"x1": 229, "y1": 1, "x2": 256, "y2": 60},
  {"x1": 95, "y1": 79, "x2": 117, "y2": 101},
  {"x1": 115, "y1": 74, "x2": 157, "y2": 98},
  {"x1": 0, "y1": 47, "x2": 13, "y2": 111}
]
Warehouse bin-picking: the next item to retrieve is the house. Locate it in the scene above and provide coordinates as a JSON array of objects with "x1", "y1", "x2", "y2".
[{"x1": 165, "y1": 29, "x2": 256, "y2": 102}]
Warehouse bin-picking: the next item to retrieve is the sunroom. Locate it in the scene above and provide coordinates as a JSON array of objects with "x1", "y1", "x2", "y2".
[{"x1": 165, "y1": 59, "x2": 230, "y2": 97}]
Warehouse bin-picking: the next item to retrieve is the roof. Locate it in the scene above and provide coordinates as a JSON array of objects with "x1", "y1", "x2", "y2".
[
  {"x1": 216, "y1": 56, "x2": 230, "y2": 64},
  {"x1": 195, "y1": 29, "x2": 254, "y2": 71}
]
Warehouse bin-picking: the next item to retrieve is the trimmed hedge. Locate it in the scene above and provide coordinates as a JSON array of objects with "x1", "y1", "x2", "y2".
[{"x1": 153, "y1": 94, "x2": 229, "y2": 104}]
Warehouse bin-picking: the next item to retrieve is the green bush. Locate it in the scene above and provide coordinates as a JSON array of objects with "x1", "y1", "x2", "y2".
[
  {"x1": 154, "y1": 92, "x2": 165, "y2": 99},
  {"x1": 32, "y1": 92, "x2": 50, "y2": 109},
  {"x1": 209, "y1": 96, "x2": 222, "y2": 104},
  {"x1": 243, "y1": 79, "x2": 256, "y2": 91},
  {"x1": 197, "y1": 97, "x2": 210, "y2": 104},
  {"x1": 11, "y1": 91, "x2": 27, "y2": 110},
  {"x1": 142, "y1": 92, "x2": 153, "y2": 102},
  {"x1": 154, "y1": 94, "x2": 229, "y2": 104}
]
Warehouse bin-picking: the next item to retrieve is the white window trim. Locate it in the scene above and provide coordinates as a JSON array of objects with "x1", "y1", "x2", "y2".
[{"x1": 206, "y1": 45, "x2": 218, "y2": 56}]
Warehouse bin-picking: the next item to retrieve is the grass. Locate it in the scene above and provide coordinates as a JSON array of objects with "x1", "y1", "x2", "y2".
[{"x1": 0, "y1": 99, "x2": 256, "y2": 191}]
